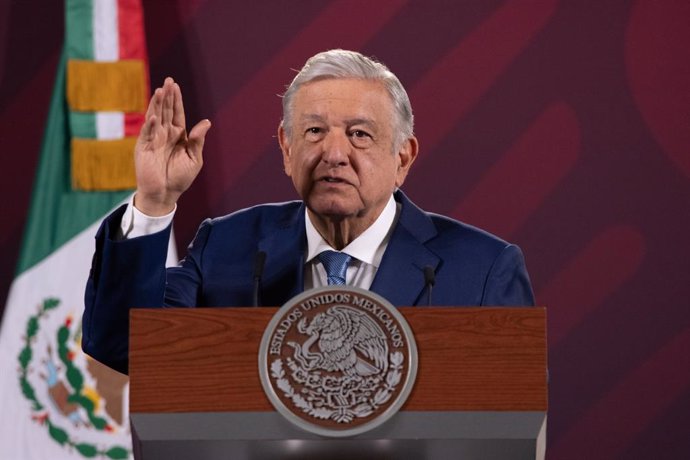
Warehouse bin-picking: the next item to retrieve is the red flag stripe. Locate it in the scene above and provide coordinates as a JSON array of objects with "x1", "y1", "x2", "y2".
[
  {"x1": 124, "y1": 113, "x2": 145, "y2": 137},
  {"x1": 118, "y1": 0, "x2": 149, "y2": 136},
  {"x1": 117, "y1": 0, "x2": 146, "y2": 60}
]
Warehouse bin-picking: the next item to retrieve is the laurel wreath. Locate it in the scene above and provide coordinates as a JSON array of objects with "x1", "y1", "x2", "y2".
[
  {"x1": 17, "y1": 298, "x2": 130, "y2": 459},
  {"x1": 271, "y1": 351, "x2": 404, "y2": 423}
]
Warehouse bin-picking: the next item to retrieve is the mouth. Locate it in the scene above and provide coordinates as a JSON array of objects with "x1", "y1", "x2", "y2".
[{"x1": 318, "y1": 176, "x2": 349, "y2": 185}]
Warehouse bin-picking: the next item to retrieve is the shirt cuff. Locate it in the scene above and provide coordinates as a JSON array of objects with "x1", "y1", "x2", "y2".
[{"x1": 118, "y1": 195, "x2": 176, "y2": 239}]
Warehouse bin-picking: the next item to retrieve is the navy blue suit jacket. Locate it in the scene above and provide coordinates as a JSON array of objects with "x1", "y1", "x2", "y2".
[{"x1": 83, "y1": 191, "x2": 534, "y2": 373}]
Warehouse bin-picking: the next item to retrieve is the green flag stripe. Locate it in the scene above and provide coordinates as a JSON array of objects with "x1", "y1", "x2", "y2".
[
  {"x1": 17, "y1": 50, "x2": 130, "y2": 275},
  {"x1": 69, "y1": 112, "x2": 97, "y2": 138},
  {"x1": 65, "y1": 0, "x2": 94, "y2": 60}
]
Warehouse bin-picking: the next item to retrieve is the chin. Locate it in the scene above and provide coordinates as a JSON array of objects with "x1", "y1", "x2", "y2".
[{"x1": 307, "y1": 199, "x2": 360, "y2": 221}]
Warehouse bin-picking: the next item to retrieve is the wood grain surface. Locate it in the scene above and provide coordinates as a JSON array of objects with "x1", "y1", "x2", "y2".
[{"x1": 129, "y1": 307, "x2": 547, "y2": 413}]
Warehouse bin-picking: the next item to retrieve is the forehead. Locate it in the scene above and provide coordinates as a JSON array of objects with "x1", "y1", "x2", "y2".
[{"x1": 292, "y1": 78, "x2": 394, "y2": 124}]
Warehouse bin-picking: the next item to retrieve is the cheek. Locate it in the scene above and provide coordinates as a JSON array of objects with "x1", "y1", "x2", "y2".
[
  {"x1": 363, "y1": 157, "x2": 398, "y2": 185},
  {"x1": 290, "y1": 156, "x2": 314, "y2": 186}
]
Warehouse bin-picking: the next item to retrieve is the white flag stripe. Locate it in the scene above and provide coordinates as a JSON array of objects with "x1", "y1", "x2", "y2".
[
  {"x1": 0, "y1": 194, "x2": 179, "y2": 459},
  {"x1": 0, "y1": 202, "x2": 131, "y2": 459},
  {"x1": 96, "y1": 111, "x2": 124, "y2": 139},
  {"x1": 93, "y1": 0, "x2": 118, "y2": 62}
]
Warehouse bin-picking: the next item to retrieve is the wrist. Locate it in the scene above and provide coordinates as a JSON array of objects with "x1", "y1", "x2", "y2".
[{"x1": 133, "y1": 192, "x2": 177, "y2": 217}]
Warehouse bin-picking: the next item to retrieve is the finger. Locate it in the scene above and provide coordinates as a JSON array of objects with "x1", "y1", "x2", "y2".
[
  {"x1": 139, "y1": 114, "x2": 157, "y2": 142},
  {"x1": 145, "y1": 87, "x2": 163, "y2": 129},
  {"x1": 161, "y1": 77, "x2": 174, "y2": 126},
  {"x1": 188, "y1": 119, "x2": 212, "y2": 161},
  {"x1": 172, "y1": 83, "x2": 186, "y2": 130}
]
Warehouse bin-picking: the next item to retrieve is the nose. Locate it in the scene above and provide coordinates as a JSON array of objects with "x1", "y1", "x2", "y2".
[{"x1": 321, "y1": 130, "x2": 350, "y2": 166}]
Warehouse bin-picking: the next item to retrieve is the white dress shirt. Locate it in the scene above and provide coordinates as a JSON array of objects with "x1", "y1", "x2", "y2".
[
  {"x1": 118, "y1": 195, "x2": 176, "y2": 239},
  {"x1": 304, "y1": 195, "x2": 399, "y2": 290}
]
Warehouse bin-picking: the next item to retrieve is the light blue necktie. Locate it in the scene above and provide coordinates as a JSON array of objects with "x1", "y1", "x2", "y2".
[{"x1": 318, "y1": 250, "x2": 352, "y2": 286}]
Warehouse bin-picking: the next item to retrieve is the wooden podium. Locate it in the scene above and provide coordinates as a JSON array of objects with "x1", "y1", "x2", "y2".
[{"x1": 129, "y1": 307, "x2": 547, "y2": 459}]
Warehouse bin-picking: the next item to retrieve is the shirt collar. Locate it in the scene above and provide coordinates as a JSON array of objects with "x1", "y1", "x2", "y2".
[{"x1": 305, "y1": 195, "x2": 397, "y2": 267}]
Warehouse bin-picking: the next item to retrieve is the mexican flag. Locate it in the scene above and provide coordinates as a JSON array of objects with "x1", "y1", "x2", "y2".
[{"x1": 0, "y1": 1, "x2": 174, "y2": 458}]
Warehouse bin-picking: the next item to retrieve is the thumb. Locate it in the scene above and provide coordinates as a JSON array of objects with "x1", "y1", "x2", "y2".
[{"x1": 188, "y1": 119, "x2": 211, "y2": 160}]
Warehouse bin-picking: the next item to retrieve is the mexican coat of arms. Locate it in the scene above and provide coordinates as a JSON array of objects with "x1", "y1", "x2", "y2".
[{"x1": 258, "y1": 286, "x2": 418, "y2": 437}]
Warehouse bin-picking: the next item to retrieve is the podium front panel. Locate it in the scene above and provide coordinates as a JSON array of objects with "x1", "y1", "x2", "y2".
[{"x1": 130, "y1": 307, "x2": 547, "y2": 459}]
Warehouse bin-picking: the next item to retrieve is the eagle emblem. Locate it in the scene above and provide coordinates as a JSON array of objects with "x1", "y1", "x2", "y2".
[
  {"x1": 289, "y1": 305, "x2": 388, "y2": 377},
  {"x1": 259, "y1": 287, "x2": 418, "y2": 437}
]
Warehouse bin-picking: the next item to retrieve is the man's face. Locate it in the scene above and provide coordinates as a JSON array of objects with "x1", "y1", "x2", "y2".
[{"x1": 278, "y1": 78, "x2": 417, "y2": 230}]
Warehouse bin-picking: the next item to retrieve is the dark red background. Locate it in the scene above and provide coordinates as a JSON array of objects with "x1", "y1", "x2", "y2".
[{"x1": 1, "y1": 1, "x2": 688, "y2": 458}]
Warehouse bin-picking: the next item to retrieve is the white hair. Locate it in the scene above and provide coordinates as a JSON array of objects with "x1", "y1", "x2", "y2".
[{"x1": 281, "y1": 49, "x2": 414, "y2": 148}]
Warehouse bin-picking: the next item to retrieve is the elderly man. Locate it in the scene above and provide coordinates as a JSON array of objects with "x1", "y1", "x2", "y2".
[{"x1": 82, "y1": 50, "x2": 534, "y2": 374}]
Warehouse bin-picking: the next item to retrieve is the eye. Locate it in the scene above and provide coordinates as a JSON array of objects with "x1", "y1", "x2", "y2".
[
  {"x1": 351, "y1": 129, "x2": 371, "y2": 139},
  {"x1": 349, "y1": 129, "x2": 373, "y2": 147},
  {"x1": 304, "y1": 126, "x2": 325, "y2": 141}
]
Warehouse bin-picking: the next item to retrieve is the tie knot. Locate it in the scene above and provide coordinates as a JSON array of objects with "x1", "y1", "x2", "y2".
[{"x1": 318, "y1": 250, "x2": 352, "y2": 286}]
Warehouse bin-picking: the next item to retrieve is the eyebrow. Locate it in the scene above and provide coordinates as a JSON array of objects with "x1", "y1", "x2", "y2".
[
  {"x1": 346, "y1": 118, "x2": 378, "y2": 130},
  {"x1": 298, "y1": 114, "x2": 379, "y2": 130}
]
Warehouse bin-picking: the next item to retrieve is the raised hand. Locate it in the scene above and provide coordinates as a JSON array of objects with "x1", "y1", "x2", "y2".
[{"x1": 133, "y1": 77, "x2": 211, "y2": 216}]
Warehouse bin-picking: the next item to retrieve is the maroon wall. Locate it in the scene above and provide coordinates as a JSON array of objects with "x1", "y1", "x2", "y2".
[{"x1": 1, "y1": 1, "x2": 688, "y2": 458}]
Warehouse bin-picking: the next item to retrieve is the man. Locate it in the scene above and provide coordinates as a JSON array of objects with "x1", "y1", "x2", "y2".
[{"x1": 83, "y1": 50, "x2": 534, "y2": 374}]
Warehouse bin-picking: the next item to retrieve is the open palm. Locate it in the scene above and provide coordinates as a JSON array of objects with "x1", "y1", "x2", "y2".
[{"x1": 134, "y1": 78, "x2": 211, "y2": 216}]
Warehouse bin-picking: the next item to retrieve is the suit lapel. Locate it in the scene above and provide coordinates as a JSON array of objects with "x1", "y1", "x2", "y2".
[
  {"x1": 252, "y1": 194, "x2": 440, "y2": 307},
  {"x1": 257, "y1": 204, "x2": 306, "y2": 306},
  {"x1": 370, "y1": 191, "x2": 440, "y2": 307}
]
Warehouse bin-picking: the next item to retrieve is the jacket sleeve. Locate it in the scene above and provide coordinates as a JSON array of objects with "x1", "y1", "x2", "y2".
[
  {"x1": 82, "y1": 204, "x2": 172, "y2": 374},
  {"x1": 481, "y1": 244, "x2": 535, "y2": 306}
]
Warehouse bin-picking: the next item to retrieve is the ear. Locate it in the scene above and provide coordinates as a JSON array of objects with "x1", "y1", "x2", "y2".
[
  {"x1": 278, "y1": 124, "x2": 292, "y2": 177},
  {"x1": 394, "y1": 136, "x2": 419, "y2": 187}
]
